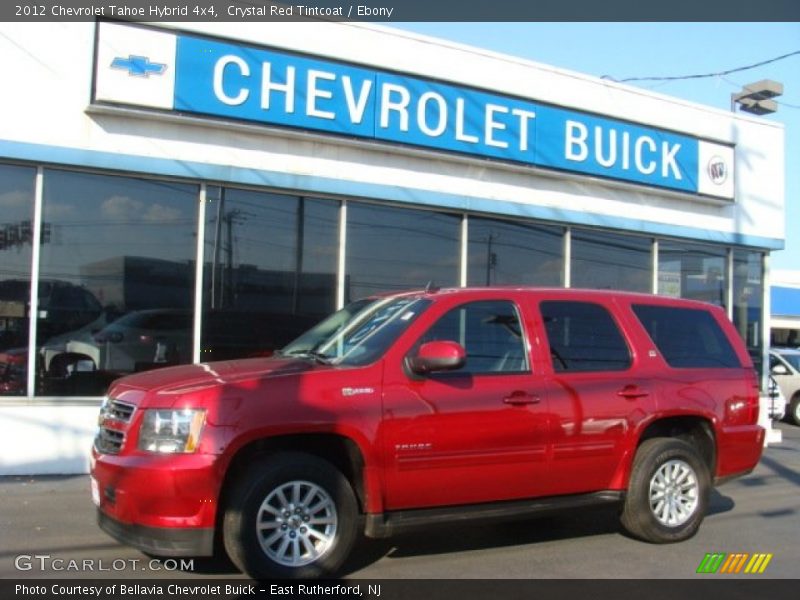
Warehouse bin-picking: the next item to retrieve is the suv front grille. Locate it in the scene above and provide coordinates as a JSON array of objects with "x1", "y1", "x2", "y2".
[
  {"x1": 107, "y1": 400, "x2": 135, "y2": 423},
  {"x1": 95, "y1": 427, "x2": 125, "y2": 454},
  {"x1": 94, "y1": 398, "x2": 136, "y2": 454}
]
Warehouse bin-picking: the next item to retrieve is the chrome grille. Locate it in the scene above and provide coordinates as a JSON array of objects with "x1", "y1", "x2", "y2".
[
  {"x1": 95, "y1": 427, "x2": 124, "y2": 454},
  {"x1": 94, "y1": 398, "x2": 135, "y2": 454},
  {"x1": 107, "y1": 399, "x2": 135, "y2": 423}
]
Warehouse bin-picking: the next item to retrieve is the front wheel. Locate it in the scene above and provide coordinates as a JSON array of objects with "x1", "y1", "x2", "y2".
[
  {"x1": 621, "y1": 438, "x2": 710, "y2": 543},
  {"x1": 223, "y1": 452, "x2": 359, "y2": 579},
  {"x1": 788, "y1": 395, "x2": 800, "y2": 426}
]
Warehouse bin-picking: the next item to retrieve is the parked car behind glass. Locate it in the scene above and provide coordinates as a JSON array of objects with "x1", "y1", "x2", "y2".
[{"x1": 68, "y1": 309, "x2": 192, "y2": 373}]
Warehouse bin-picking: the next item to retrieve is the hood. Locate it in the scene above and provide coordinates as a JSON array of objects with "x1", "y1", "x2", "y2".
[{"x1": 111, "y1": 356, "x2": 327, "y2": 397}]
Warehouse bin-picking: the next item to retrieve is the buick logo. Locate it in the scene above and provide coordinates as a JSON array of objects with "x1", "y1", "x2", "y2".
[{"x1": 707, "y1": 156, "x2": 728, "y2": 185}]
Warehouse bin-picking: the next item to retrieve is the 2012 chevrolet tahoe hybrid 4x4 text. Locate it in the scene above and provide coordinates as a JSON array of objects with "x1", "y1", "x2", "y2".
[{"x1": 91, "y1": 288, "x2": 764, "y2": 579}]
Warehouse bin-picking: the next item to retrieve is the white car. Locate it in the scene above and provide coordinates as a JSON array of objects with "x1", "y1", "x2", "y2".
[{"x1": 770, "y1": 348, "x2": 800, "y2": 425}]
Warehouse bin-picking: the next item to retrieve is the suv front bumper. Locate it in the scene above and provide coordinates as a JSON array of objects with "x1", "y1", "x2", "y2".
[
  {"x1": 97, "y1": 510, "x2": 214, "y2": 557},
  {"x1": 91, "y1": 449, "x2": 221, "y2": 556}
]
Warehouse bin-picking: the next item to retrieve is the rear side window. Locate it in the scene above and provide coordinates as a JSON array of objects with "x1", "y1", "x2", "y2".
[
  {"x1": 632, "y1": 304, "x2": 741, "y2": 369},
  {"x1": 541, "y1": 301, "x2": 631, "y2": 372}
]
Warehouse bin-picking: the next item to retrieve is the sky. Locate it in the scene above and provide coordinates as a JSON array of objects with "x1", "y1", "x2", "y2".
[{"x1": 390, "y1": 22, "x2": 800, "y2": 275}]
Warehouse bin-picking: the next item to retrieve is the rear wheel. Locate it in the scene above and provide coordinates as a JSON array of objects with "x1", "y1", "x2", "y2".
[
  {"x1": 223, "y1": 452, "x2": 359, "y2": 579},
  {"x1": 621, "y1": 438, "x2": 710, "y2": 543}
]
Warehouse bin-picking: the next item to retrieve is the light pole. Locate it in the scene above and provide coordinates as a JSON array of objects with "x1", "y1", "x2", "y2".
[{"x1": 731, "y1": 79, "x2": 783, "y2": 115}]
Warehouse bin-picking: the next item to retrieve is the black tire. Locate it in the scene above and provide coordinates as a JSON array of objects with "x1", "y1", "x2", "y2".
[
  {"x1": 620, "y1": 438, "x2": 710, "y2": 543},
  {"x1": 789, "y1": 395, "x2": 800, "y2": 426},
  {"x1": 222, "y1": 452, "x2": 359, "y2": 579}
]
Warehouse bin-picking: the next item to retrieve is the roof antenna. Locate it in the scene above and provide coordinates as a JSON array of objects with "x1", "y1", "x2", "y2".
[{"x1": 424, "y1": 281, "x2": 440, "y2": 293}]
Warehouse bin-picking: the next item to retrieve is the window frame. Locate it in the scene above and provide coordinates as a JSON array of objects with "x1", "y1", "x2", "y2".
[
  {"x1": 408, "y1": 299, "x2": 532, "y2": 378},
  {"x1": 631, "y1": 303, "x2": 743, "y2": 370},
  {"x1": 539, "y1": 299, "x2": 633, "y2": 374}
]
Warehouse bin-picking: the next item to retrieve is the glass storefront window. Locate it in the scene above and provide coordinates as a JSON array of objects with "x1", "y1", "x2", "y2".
[
  {"x1": 0, "y1": 165, "x2": 36, "y2": 396},
  {"x1": 36, "y1": 170, "x2": 198, "y2": 396},
  {"x1": 571, "y1": 229, "x2": 652, "y2": 292},
  {"x1": 202, "y1": 188, "x2": 338, "y2": 361},
  {"x1": 733, "y1": 249, "x2": 764, "y2": 376},
  {"x1": 467, "y1": 217, "x2": 563, "y2": 286},
  {"x1": 2, "y1": 162, "x2": 770, "y2": 399},
  {"x1": 658, "y1": 241, "x2": 728, "y2": 307},
  {"x1": 345, "y1": 203, "x2": 460, "y2": 301}
]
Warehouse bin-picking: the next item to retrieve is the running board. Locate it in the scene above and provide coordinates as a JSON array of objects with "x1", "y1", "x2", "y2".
[{"x1": 364, "y1": 491, "x2": 624, "y2": 539}]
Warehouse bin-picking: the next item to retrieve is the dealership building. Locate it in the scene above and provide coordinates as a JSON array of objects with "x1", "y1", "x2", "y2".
[{"x1": 0, "y1": 20, "x2": 785, "y2": 474}]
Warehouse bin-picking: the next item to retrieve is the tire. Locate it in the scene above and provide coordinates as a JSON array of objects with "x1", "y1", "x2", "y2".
[
  {"x1": 223, "y1": 452, "x2": 359, "y2": 579},
  {"x1": 789, "y1": 395, "x2": 800, "y2": 426},
  {"x1": 620, "y1": 438, "x2": 710, "y2": 543}
]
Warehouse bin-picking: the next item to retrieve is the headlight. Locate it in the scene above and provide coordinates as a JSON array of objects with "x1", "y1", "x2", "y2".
[{"x1": 138, "y1": 409, "x2": 206, "y2": 454}]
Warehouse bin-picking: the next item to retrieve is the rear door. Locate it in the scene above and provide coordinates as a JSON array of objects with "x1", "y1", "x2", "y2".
[{"x1": 531, "y1": 297, "x2": 654, "y2": 495}]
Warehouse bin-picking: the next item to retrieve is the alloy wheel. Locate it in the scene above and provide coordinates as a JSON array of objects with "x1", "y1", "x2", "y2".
[
  {"x1": 255, "y1": 480, "x2": 338, "y2": 567},
  {"x1": 648, "y1": 459, "x2": 699, "y2": 527}
]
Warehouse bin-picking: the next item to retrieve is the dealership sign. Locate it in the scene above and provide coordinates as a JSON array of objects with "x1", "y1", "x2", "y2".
[{"x1": 93, "y1": 22, "x2": 735, "y2": 200}]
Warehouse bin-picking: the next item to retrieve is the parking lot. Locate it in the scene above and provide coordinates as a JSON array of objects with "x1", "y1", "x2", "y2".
[{"x1": 1, "y1": 423, "x2": 798, "y2": 580}]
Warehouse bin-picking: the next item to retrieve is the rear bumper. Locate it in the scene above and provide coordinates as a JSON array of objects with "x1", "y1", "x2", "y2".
[{"x1": 98, "y1": 510, "x2": 214, "y2": 557}]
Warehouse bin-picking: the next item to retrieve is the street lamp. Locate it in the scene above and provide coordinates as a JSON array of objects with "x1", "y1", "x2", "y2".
[{"x1": 731, "y1": 80, "x2": 783, "y2": 115}]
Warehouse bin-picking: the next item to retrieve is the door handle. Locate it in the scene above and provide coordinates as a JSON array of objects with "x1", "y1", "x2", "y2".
[
  {"x1": 503, "y1": 390, "x2": 541, "y2": 405},
  {"x1": 617, "y1": 385, "x2": 649, "y2": 400}
]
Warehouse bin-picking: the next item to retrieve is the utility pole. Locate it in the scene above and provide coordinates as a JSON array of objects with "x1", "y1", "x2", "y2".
[
  {"x1": 292, "y1": 198, "x2": 305, "y2": 315},
  {"x1": 224, "y1": 208, "x2": 244, "y2": 309},
  {"x1": 211, "y1": 189, "x2": 224, "y2": 309},
  {"x1": 485, "y1": 234, "x2": 496, "y2": 286}
]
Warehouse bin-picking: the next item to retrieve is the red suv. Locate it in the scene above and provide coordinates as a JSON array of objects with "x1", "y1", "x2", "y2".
[{"x1": 91, "y1": 288, "x2": 764, "y2": 579}]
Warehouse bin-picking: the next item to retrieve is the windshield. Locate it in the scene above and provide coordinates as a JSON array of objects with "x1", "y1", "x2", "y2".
[
  {"x1": 778, "y1": 352, "x2": 800, "y2": 372},
  {"x1": 281, "y1": 296, "x2": 431, "y2": 366}
]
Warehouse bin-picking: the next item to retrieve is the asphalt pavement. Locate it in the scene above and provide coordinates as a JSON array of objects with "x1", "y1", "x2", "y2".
[{"x1": 1, "y1": 423, "x2": 798, "y2": 580}]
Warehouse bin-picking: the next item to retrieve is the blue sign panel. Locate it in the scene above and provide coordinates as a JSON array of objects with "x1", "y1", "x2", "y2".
[
  {"x1": 175, "y1": 36, "x2": 378, "y2": 137},
  {"x1": 171, "y1": 34, "x2": 700, "y2": 194},
  {"x1": 372, "y1": 72, "x2": 539, "y2": 165},
  {"x1": 534, "y1": 106, "x2": 697, "y2": 192}
]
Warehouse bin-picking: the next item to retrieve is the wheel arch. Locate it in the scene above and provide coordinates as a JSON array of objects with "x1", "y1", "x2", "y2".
[
  {"x1": 217, "y1": 433, "x2": 371, "y2": 526},
  {"x1": 614, "y1": 415, "x2": 717, "y2": 488}
]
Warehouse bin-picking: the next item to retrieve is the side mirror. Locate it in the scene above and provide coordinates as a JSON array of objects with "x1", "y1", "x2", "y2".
[
  {"x1": 771, "y1": 363, "x2": 790, "y2": 376},
  {"x1": 408, "y1": 340, "x2": 466, "y2": 375}
]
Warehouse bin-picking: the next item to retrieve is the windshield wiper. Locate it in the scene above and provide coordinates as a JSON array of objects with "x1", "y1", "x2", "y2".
[{"x1": 280, "y1": 349, "x2": 333, "y2": 364}]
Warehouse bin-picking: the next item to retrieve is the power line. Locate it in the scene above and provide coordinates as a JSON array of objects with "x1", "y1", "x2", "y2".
[{"x1": 603, "y1": 50, "x2": 800, "y2": 83}]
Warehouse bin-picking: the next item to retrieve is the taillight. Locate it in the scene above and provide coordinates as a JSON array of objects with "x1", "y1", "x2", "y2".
[{"x1": 725, "y1": 386, "x2": 760, "y2": 425}]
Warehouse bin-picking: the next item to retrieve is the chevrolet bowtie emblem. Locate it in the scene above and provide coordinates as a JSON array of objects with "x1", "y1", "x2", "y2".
[{"x1": 110, "y1": 55, "x2": 167, "y2": 77}]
